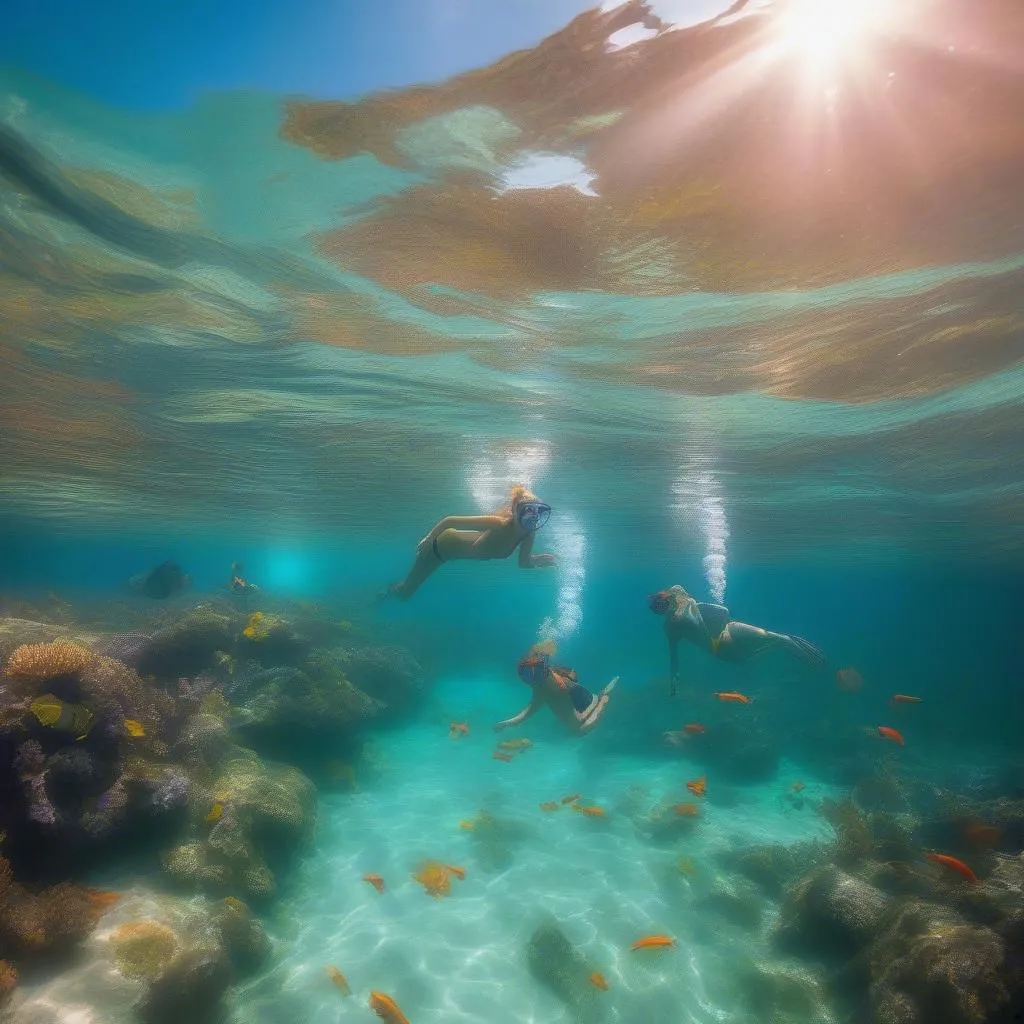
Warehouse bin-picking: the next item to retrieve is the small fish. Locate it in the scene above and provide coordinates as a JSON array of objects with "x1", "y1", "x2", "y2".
[
  {"x1": 925, "y1": 852, "x2": 978, "y2": 883},
  {"x1": 576, "y1": 805, "x2": 606, "y2": 817},
  {"x1": 206, "y1": 803, "x2": 224, "y2": 823},
  {"x1": 449, "y1": 722, "x2": 469, "y2": 739},
  {"x1": 632, "y1": 935, "x2": 675, "y2": 951},
  {"x1": 836, "y1": 667, "x2": 863, "y2": 692},
  {"x1": 363, "y1": 873, "x2": 385, "y2": 894},
  {"x1": 29, "y1": 694, "x2": 94, "y2": 740},
  {"x1": 791, "y1": 781, "x2": 806, "y2": 793},
  {"x1": 673, "y1": 802, "x2": 700, "y2": 817},
  {"x1": 445, "y1": 864, "x2": 466, "y2": 880},
  {"x1": 589, "y1": 971, "x2": 609, "y2": 990},
  {"x1": 877, "y1": 726, "x2": 905, "y2": 746},
  {"x1": 242, "y1": 611, "x2": 271, "y2": 641},
  {"x1": 540, "y1": 801, "x2": 559, "y2": 812},
  {"x1": 561, "y1": 793, "x2": 581, "y2": 804},
  {"x1": 713, "y1": 691, "x2": 751, "y2": 704},
  {"x1": 123, "y1": 719, "x2": 145, "y2": 738},
  {"x1": 686, "y1": 776, "x2": 707, "y2": 798},
  {"x1": 369, "y1": 991, "x2": 411, "y2": 1024},
  {"x1": 498, "y1": 738, "x2": 533, "y2": 751},
  {"x1": 492, "y1": 751, "x2": 513, "y2": 762},
  {"x1": 458, "y1": 819, "x2": 476, "y2": 831},
  {"x1": 890, "y1": 694, "x2": 922, "y2": 704},
  {"x1": 413, "y1": 861, "x2": 462, "y2": 898},
  {"x1": 683, "y1": 723, "x2": 705, "y2": 734},
  {"x1": 326, "y1": 964, "x2": 351, "y2": 996}
]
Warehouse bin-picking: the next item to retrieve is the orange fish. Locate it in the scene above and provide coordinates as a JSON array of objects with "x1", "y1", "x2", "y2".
[
  {"x1": 632, "y1": 935, "x2": 675, "y2": 951},
  {"x1": 673, "y1": 802, "x2": 700, "y2": 817},
  {"x1": 492, "y1": 751, "x2": 513, "y2": 762},
  {"x1": 326, "y1": 965, "x2": 351, "y2": 996},
  {"x1": 445, "y1": 864, "x2": 466, "y2": 880},
  {"x1": 877, "y1": 726, "x2": 905, "y2": 746},
  {"x1": 413, "y1": 860, "x2": 464, "y2": 898},
  {"x1": 683, "y1": 723, "x2": 705, "y2": 734},
  {"x1": 540, "y1": 801, "x2": 559, "y2": 812},
  {"x1": 836, "y1": 667, "x2": 863, "y2": 692},
  {"x1": 686, "y1": 776, "x2": 707, "y2": 798},
  {"x1": 363, "y1": 873, "x2": 385, "y2": 894},
  {"x1": 369, "y1": 991, "x2": 410, "y2": 1024},
  {"x1": 576, "y1": 805, "x2": 606, "y2": 818},
  {"x1": 791, "y1": 781, "x2": 806, "y2": 793},
  {"x1": 925, "y1": 852, "x2": 978, "y2": 883},
  {"x1": 458, "y1": 819, "x2": 476, "y2": 831},
  {"x1": 890, "y1": 694, "x2": 921, "y2": 705},
  {"x1": 589, "y1": 971, "x2": 609, "y2": 990},
  {"x1": 561, "y1": 793, "x2": 581, "y2": 804},
  {"x1": 449, "y1": 722, "x2": 469, "y2": 738},
  {"x1": 713, "y1": 691, "x2": 751, "y2": 704}
]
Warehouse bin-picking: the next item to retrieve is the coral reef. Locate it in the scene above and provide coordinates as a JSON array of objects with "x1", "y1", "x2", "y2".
[
  {"x1": 525, "y1": 921, "x2": 607, "y2": 1023},
  {"x1": 132, "y1": 609, "x2": 234, "y2": 680}
]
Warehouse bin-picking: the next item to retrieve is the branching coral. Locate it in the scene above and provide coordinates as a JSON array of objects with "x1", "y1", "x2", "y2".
[{"x1": 4, "y1": 638, "x2": 94, "y2": 683}]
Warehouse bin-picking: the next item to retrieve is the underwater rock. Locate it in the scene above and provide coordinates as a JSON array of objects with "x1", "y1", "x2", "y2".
[
  {"x1": 133, "y1": 609, "x2": 234, "y2": 680},
  {"x1": 237, "y1": 612, "x2": 310, "y2": 667},
  {"x1": 327, "y1": 644, "x2": 425, "y2": 715},
  {"x1": 735, "y1": 960, "x2": 835, "y2": 1024},
  {"x1": 720, "y1": 841, "x2": 828, "y2": 898},
  {"x1": 211, "y1": 897, "x2": 270, "y2": 975},
  {"x1": 163, "y1": 752, "x2": 315, "y2": 902},
  {"x1": 774, "y1": 865, "x2": 890, "y2": 960},
  {"x1": 867, "y1": 901, "x2": 1012, "y2": 1024},
  {"x1": 525, "y1": 921, "x2": 606, "y2": 1023}
]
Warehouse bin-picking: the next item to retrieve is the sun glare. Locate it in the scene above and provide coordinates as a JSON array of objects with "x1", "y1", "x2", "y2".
[{"x1": 776, "y1": 0, "x2": 886, "y2": 69}]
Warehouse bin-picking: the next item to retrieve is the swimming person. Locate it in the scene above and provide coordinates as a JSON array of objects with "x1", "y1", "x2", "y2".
[
  {"x1": 385, "y1": 485, "x2": 556, "y2": 600},
  {"x1": 494, "y1": 641, "x2": 618, "y2": 736},
  {"x1": 648, "y1": 585, "x2": 827, "y2": 696}
]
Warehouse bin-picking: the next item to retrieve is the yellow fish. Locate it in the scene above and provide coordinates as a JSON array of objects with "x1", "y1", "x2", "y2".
[
  {"x1": 206, "y1": 803, "x2": 224, "y2": 823},
  {"x1": 123, "y1": 719, "x2": 145, "y2": 738},
  {"x1": 242, "y1": 612, "x2": 270, "y2": 641},
  {"x1": 29, "y1": 694, "x2": 93, "y2": 740}
]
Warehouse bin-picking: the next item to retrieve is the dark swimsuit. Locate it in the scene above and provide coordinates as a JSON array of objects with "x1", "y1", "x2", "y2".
[
  {"x1": 552, "y1": 667, "x2": 594, "y2": 713},
  {"x1": 432, "y1": 537, "x2": 444, "y2": 562}
]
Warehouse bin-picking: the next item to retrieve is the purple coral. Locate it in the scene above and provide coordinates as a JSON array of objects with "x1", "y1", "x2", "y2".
[
  {"x1": 83, "y1": 778, "x2": 128, "y2": 836},
  {"x1": 151, "y1": 771, "x2": 190, "y2": 812},
  {"x1": 25, "y1": 775, "x2": 58, "y2": 827}
]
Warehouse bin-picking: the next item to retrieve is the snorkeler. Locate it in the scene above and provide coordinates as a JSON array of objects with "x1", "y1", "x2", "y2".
[
  {"x1": 229, "y1": 562, "x2": 259, "y2": 595},
  {"x1": 648, "y1": 585, "x2": 827, "y2": 696},
  {"x1": 494, "y1": 641, "x2": 618, "y2": 737},
  {"x1": 384, "y1": 485, "x2": 556, "y2": 601}
]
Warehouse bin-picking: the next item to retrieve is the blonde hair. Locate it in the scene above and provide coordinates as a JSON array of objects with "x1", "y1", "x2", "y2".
[{"x1": 498, "y1": 484, "x2": 538, "y2": 517}]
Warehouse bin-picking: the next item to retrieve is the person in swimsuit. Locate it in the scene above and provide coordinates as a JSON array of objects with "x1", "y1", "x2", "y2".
[
  {"x1": 494, "y1": 641, "x2": 618, "y2": 737},
  {"x1": 385, "y1": 485, "x2": 556, "y2": 600},
  {"x1": 648, "y1": 585, "x2": 827, "y2": 696}
]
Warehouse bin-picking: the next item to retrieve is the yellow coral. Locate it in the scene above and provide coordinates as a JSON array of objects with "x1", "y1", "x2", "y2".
[
  {"x1": 5, "y1": 639, "x2": 94, "y2": 680},
  {"x1": 110, "y1": 920, "x2": 179, "y2": 979},
  {"x1": 242, "y1": 612, "x2": 270, "y2": 641}
]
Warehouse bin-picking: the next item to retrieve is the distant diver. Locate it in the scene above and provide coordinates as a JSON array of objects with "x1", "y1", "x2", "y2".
[
  {"x1": 494, "y1": 641, "x2": 618, "y2": 737},
  {"x1": 129, "y1": 561, "x2": 190, "y2": 600},
  {"x1": 384, "y1": 485, "x2": 556, "y2": 601},
  {"x1": 229, "y1": 562, "x2": 259, "y2": 595},
  {"x1": 648, "y1": 584, "x2": 827, "y2": 696}
]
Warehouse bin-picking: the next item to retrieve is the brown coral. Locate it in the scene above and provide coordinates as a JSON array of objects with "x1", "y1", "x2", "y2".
[
  {"x1": 0, "y1": 960, "x2": 16, "y2": 1002},
  {"x1": 110, "y1": 920, "x2": 180, "y2": 980},
  {"x1": 5, "y1": 638, "x2": 94, "y2": 681}
]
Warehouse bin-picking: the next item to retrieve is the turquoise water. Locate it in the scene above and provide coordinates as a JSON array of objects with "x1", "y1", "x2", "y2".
[{"x1": 2, "y1": 2, "x2": 1024, "y2": 1022}]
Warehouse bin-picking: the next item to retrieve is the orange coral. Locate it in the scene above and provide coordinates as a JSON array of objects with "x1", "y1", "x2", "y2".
[{"x1": 5, "y1": 639, "x2": 94, "y2": 681}]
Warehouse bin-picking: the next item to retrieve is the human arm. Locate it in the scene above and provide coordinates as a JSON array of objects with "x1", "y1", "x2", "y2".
[
  {"x1": 517, "y1": 531, "x2": 556, "y2": 568},
  {"x1": 493, "y1": 693, "x2": 545, "y2": 731}
]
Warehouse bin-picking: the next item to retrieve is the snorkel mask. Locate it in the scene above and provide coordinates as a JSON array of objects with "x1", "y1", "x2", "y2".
[
  {"x1": 648, "y1": 590, "x2": 673, "y2": 615},
  {"x1": 517, "y1": 500, "x2": 552, "y2": 532},
  {"x1": 517, "y1": 652, "x2": 550, "y2": 685}
]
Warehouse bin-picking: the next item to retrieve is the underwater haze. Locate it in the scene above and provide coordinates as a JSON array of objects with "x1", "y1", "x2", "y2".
[{"x1": 1, "y1": 1, "x2": 1023, "y2": 1023}]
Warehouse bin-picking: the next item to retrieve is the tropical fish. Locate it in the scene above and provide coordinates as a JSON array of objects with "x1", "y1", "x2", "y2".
[
  {"x1": 129, "y1": 561, "x2": 190, "y2": 600},
  {"x1": 326, "y1": 964, "x2": 351, "y2": 996},
  {"x1": 891, "y1": 694, "x2": 922, "y2": 704},
  {"x1": 683, "y1": 723, "x2": 705, "y2": 734},
  {"x1": 29, "y1": 694, "x2": 94, "y2": 740},
  {"x1": 791, "y1": 781, "x2": 806, "y2": 793},
  {"x1": 449, "y1": 722, "x2": 469, "y2": 739},
  {"x1": 242, "y1": 612, "x2": 271, "y2": 641},
  {"x1": 877, "y1": 726, "x2": 905, "y2": 746},
  {"x1": 836, "y1": 667, "x2": 863, "y2": 692},
  {"x1": 413, "y1": 860, "x2": 464, "y2": 898},
  {"x1": 561, "y1": 793, "x2": 581, "y2": 804},
  {"x1": 445, "y1": 864, "x2": 466, "y2": 880},
  {"x1": 458, "y1": 819, "x2": 476, "y2": 831},
  {"x1": 713, "y1": 691, "x2": 751, "y2": 704},
  {"x1": 574, "y1": 805, "x2": 606, "y2": 817},
  {"x1": 498, "y1": 738, "x2": 532, "y2": 751},
  {"x1": 589, "y1": 971, "x2": 609, "y2": 990},
  {"x1": 632, "y1": 935, "x2": 675, "y2": 951},
  {"x1": 123, "y1": 719, "x2": 145, "y2": 738},
  {"x1": 363, "y1": 873, "x2": 385, "y2": 894},
  {"x1": 673, "y1": 802, "x2": 700, "y2": 817},
  {"x1": 206, "y1": 803, "x2": 224, "y2": 823},
  {"x1": 925, "y1": 852, "x2": 978, "y2": 883},
  {"x1": 492, "y1": 751, "x2": 513, "y2": 762},
  {"x1": 686, "y1": 776, "x2": 707, "y2": 798},
  {"x1": 369, "y1": 991, "x2": 410, "y2": 1024},
  {"x1": 540, "y1": 801, "x2": 559, "y2": 812}
]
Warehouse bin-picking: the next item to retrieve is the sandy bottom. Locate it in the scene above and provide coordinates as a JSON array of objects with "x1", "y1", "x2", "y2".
[{"x1": 234, "y1": 676, "x2": 841, "y2": 1024}]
